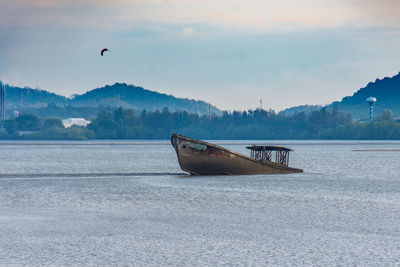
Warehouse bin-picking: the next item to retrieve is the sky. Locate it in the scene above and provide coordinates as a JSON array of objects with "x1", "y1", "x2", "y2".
[{"x1": 1, "y1": 0, "x2": 400, "y2": 111}]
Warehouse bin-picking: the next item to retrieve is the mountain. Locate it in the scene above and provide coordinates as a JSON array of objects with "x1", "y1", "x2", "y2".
[
  {"x1": 70, "y1": 83, "x2": 220, "y2": 115},
  {"x1": 279, "y1": 104, "x2": 321, "y2": 116},
  {"x1": 0, "y1": 82, "x2": 221, "y2": 118},
  {"x1": 280, "y1": 72, "x2": 400, "y2": 120},
  {"x1": 0, "y1": 82, "x2": 67, "y2": 109},
  {"x1": 328, "y1": 73, "x2": 400, "y2": 119}
]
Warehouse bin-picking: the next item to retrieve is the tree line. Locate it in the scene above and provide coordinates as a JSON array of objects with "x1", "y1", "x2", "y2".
[{"x1": 0, "y1": 107, "x2": 399, "y2": 140}]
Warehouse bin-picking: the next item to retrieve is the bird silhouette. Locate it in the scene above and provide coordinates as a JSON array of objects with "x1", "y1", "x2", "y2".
[{"x1": 101, "y1": 48, "x2": 110, "y2": 56}]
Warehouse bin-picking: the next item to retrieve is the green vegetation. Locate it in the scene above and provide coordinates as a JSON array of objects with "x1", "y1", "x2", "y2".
[
  {"x1": 3, "y1": 72, "x2": 400, "y2": 120},
  {"x1": 280, "y1": 72, "x2": 400, "y2": 119},
  {"x1": 1, "y1": 115, "x2": 93, "y2": 140},
  {"x1": 72, "y1": 83, "x2": 220, "y2": 116},
  {"x1": 2, "y1": 107, "x2": 400, "y2": 140},
  {"x1": 86, "y1": 107, "x2": 400, "y2": 140},
  {"x1": 0, "y1": 82, "x2": 220, "y2": 118}
]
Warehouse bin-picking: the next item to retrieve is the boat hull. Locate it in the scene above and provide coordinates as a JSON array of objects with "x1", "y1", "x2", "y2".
[{"x1": 171, "y1": 134, "x2": 303, "y2": 175}]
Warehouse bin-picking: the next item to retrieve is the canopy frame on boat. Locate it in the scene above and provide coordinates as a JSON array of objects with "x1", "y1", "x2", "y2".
[{"x1": 247, "y1": 145, "x2": 292, "y2": 166}]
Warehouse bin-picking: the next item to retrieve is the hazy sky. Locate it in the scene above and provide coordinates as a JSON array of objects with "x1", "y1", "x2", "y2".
[{"x1": 1, "y1": 0, "x2": 400, "y2": 111}]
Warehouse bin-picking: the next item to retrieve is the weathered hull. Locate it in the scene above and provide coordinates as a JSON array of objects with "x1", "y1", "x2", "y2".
[{"x1": 171, "y1": 134, "x2": 303, "y2": 175}]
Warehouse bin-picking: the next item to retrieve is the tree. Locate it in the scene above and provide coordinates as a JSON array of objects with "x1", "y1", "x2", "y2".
[
  {"x1": 43, "y1": 118, "x2": 64, "y2": 129},
  {"x1": 3, "y1": 120, "x2": 18, "y2": 135},
  {"x1": 16, "y1": 114, "x2": 41, "y2": 131}
]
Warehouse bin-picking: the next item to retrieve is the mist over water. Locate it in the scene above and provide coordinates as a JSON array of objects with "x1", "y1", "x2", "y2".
[{"x1": 1, "y1": 140, "x2": 400, "y2": 265}]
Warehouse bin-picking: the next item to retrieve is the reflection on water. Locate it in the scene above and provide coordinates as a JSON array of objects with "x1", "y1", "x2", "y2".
[{"x1": 0, "y1": 140, "x2": 400, "y2": 265}]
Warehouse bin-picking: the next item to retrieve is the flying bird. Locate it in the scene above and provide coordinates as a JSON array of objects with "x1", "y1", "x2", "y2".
[{"x1": 100, "y1": 48, "x2": 110, "y2": 56}]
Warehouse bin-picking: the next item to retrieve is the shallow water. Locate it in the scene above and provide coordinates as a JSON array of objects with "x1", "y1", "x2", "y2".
[{"x1": 0, "y1": 140, "x2": 400, "y2": 265}]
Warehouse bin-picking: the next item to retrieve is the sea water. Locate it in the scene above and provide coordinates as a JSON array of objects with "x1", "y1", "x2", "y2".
[{"x1": 0, "y1": 140, "x2": 400, "y2": 265}]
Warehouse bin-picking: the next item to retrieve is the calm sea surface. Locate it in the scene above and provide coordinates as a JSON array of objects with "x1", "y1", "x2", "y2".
[{"x1": 0, "y1": 140, "x2": 400, "y2": 265}]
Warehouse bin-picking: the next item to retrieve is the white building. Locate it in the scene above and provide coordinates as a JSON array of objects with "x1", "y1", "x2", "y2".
[{"x1": 62, "y1": 118, "x2": 91, "y2": 128}]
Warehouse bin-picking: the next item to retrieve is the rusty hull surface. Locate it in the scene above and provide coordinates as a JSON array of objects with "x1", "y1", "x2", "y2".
[{"x1": 171, "y1": 134, "x2": 303, "y2": 175}]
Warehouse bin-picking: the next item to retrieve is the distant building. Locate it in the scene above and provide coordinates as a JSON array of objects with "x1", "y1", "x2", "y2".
[{"x1": 62, "y1": 118, "x2": 91, "y2": 128}]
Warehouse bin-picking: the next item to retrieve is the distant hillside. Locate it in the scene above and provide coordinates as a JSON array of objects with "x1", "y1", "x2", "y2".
[
  {"x1": 279, "y1": 104, "x2": 321, "y2": 116},
  {"x1": 70, "y1": 83, "x2": 220, "y2": 115},
  {"x1": 0, "y1": 81, "x2": 220, "y2": 118},
  {"x1": 328, "y1": 72, "x2": 400, "y2": 119},
  {"x1": 0, "y1": 82, "x2": 67, "y2": 109},
  {"x1": 280, "y1": 72, "x2": 400, "y2": 119}
]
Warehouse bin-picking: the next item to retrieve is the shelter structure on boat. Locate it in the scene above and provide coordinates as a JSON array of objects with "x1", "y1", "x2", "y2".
[{"x1": 247, "y1": 145, "x2": 292, "y2": 166}]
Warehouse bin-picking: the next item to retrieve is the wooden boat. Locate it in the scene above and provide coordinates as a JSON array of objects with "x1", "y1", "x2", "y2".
[{"x1": 171, "y1": 133, "x2": 303, "y2": 175}]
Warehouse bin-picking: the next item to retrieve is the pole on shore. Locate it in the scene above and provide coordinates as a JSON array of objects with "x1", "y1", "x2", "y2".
[{"x1": 1, "y1": 84, "x2": 5, "y2": 121}]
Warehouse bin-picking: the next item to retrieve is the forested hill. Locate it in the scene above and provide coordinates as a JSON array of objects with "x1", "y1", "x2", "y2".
[
  {"x1": 332, "y1": 73, "x2": 400, "y2": 113},
  {"x1": 71, "y1": 83, "x2": 220, "y2": 115},
  {"x1": 340, "y1": 73, "x2": 400, "y2": 105},
  {"x1": 279, "y1": 104, "x2": 321, "y2": 116},
  {"x1": 280, "y1": 72, "x2": 400, "y2": 119},
  {"x1": 329, "y1": 72, "x2": 400, "y2": 119},
  {"x1": 0, "y1": 82, "x2": 220, "y2": 117},
  {"x1": 0, "y1": 82, "x2": 67, "y2": 109}
]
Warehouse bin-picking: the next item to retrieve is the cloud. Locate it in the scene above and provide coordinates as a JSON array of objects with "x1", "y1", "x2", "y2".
[
  {"x1": 351, "y1": 0, "x2": 400, "y2": 27},
  {"x1": 31, "y1": 0, "x2": 57, "y2": 7},
  {"x1": 2, "y1": 0, "x2": 400, "y2": 33},
  {"x1": 10, "y1": 0, "x2": 149, "y2": 7},
  {"x1": 183, "y1": 27, "x2": 194, "y2": 36}
]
